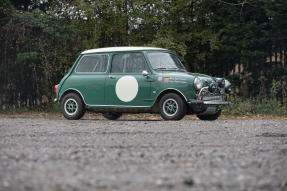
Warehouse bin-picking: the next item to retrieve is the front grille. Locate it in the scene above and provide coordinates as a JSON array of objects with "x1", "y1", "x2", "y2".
[
  {"x1": 199, "y1": 87, "x2": 221, "y2": 97},
  {"x1": 202, "y1": 96, "x2": 223, "y2": 101},
  {"x1": 199, "y1": 87, "x2": 224, "y2": 101}
]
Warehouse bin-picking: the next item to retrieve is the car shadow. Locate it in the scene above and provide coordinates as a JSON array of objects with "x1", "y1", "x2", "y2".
[
  {"x1": 117, "y1": 118, "x2": 162, "y2": 121},
  {"x1": 81, "y1": 118, "x2": 162, "y2": 121}
]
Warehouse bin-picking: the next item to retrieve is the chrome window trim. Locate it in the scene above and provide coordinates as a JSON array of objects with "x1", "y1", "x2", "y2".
[{"x1": 75, "y1": 54, "x2": 110, "y2": 74}]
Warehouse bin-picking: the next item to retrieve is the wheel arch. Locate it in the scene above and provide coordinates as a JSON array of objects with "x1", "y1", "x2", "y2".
[
  {"x1": 60, "y1": 89, "x2": 86, "y2": 106},
  {"x1": 151, "y1": 89, "x2": 187, "y2": 112}
]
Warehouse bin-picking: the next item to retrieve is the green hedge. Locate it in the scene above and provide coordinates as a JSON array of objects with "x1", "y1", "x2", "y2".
[{"x1": 222, "y1": 96, "x2": 287, "y2": 116}]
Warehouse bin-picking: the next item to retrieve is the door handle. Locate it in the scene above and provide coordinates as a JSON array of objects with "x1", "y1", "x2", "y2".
[{"x1": 109, "y1": 75, "x2": 115, "y2": 79}]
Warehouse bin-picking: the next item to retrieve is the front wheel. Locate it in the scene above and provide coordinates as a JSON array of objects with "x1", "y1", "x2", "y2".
[
  {"x1": 61, "y1": 93, "x2": 85, "y2": 120},
  {"x1": 197, "y1": 110, "x2": 221, "y2": 121},
  {"x1": 103, "y1": 112, "x2": 122, "y2": 120},
  {"x1": 159, "y1": 93, "x2": 186, "y2": 120}
]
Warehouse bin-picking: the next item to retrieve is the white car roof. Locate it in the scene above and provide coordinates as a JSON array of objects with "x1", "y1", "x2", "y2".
[{"x1": 81, "y1": 46, "x2": 167, "y2": 54}]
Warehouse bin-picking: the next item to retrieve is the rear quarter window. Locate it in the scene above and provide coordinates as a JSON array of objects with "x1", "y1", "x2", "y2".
[{"x1": 76, "y1": 54, "x2": 109, "y2": 73}]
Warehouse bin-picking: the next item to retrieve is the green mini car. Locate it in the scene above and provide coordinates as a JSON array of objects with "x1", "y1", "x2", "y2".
[{"x1": 54, "y1": 47, "x2": 232, "y2": 120}]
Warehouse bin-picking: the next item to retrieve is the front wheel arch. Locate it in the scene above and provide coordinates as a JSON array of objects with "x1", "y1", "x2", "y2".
[
  {"x1": 156, "y1": 89, "x2": 187, "y2": 103},
  {"x1": 152, "y1": 89, "x2": 188, "y2": 111}
]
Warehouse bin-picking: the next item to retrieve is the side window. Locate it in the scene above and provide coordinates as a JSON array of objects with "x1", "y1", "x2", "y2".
[
  {"x1": 111, "y1": 53, "x2": 147, "y2": 73},
  {"x1": 76, "y1": 54, "x2": 108, "y2": 73}
]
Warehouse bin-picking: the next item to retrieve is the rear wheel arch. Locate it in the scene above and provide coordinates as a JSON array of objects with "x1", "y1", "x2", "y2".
[{"x1": 60, "y1": 89, "x2": 86, "y2": 106}]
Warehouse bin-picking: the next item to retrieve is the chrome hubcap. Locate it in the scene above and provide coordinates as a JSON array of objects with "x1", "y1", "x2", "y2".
[
  {"x1": 64, "y1": 98, "x2": 78, "y2": 115},
  {"x1": 163, "y1": 98, "x2": 178, "y2": 117}
]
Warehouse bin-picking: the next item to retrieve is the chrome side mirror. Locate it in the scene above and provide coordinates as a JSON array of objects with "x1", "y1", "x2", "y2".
[{"x1": 142, "y1": 70, "x2": 149, "y2": 77}]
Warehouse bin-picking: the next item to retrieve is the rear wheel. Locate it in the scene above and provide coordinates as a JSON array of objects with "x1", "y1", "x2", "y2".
[
  {"x1": 159, "y1": 93, "x2": 186, "y2": 120},
  {"x1": 61, "y1": 93, "x2": 85, "y2": 120},
  {"x1": 197, "y1": 110, "x2": 221, "y2": 121},
  {"x1": 103, "y1": 112, "x2": 122, "y2": 120}
]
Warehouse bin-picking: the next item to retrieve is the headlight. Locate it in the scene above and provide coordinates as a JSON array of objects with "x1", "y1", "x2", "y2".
[
  {"x1": 194, "y1": 77, "x2": 203, "y2": 90},
  {"x1": 215, "y1": 78, "x2": 225, "y2": 88}
]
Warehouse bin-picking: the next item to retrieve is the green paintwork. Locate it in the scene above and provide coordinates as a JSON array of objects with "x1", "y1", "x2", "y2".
[
  {"x1": 55, "y1": 48, "x2": 222, "y2": 110},
  {"x1": 105, "y1": 73, "x2": 151, "y2": 106}
]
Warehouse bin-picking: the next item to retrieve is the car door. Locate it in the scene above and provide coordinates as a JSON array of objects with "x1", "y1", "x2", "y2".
[
  {"x1": 105, "y1": 52, "x2": 152, "y2": 107},
  {"x1": 72, "y1": 54, "x2": 109, "y2": 105}
]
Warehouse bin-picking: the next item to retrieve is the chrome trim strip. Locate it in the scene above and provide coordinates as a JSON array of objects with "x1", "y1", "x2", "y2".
[{"x1": 87, "y1": 105, "x2": 150, "y2": 108}]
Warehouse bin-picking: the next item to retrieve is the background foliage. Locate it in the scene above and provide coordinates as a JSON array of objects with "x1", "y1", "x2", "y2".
[{"x1": 0, "y1": 0, "x2": 287, "y2": 113}]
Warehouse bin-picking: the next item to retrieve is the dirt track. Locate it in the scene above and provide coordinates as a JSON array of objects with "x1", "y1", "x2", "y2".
[{"x1": 0, "y1": 116, "x2": 287, "y2": 191}]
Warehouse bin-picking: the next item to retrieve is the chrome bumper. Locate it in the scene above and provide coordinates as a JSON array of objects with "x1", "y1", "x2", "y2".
[
  {"x1": 188, "y1": 99, "x2": 233, "y2": 113},
  {"x1": 203, "y1": 100, "x2": 233, "y2": 110},
  {"x1": 203, "y1": 100, "x2": 230, "y2": 105}
]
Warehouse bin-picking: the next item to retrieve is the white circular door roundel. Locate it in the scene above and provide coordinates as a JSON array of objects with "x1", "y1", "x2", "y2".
[{"x1": 115, "y1": 76, "x2": 138, "y2": 102}]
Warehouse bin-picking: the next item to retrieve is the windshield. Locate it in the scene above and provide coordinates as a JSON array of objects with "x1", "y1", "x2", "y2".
[{"x1": 147, "y1": 52, "x2": 186, "y2": 71}]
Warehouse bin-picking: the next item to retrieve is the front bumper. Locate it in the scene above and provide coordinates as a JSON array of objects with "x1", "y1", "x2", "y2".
[
  {"x1": 203, "y1": 100, "x2": 231, "y2": 105},
  {"x1": 188, "y1": 99, "x2": 232, "y2": 114}
]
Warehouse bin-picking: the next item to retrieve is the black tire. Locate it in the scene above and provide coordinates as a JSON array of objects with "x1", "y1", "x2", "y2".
[
  {"x1": 103, "y1": 112, "x2": 122, "y2": 120},
  {"x1": 159, "y1": 93, "x2": 186, "y2": 120},
  {"x1": 61, "y1": 93, "x2": 85, "y2": 120},
  {"x1": 197, "y1": 110, "x2": 221, "y2": 121}
]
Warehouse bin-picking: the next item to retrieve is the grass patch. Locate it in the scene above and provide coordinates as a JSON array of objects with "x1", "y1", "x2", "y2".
[
  {"x1": 0, "y1": 102, "x2": 61, "y2": 114},
  {"x1": 222, "y1": 96, "x2": 287, "y2": 116}
]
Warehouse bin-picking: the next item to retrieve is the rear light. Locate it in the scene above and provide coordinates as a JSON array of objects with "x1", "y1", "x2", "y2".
[{"x1": 54, "y1": 84, "x2": 58, "y2": 95}]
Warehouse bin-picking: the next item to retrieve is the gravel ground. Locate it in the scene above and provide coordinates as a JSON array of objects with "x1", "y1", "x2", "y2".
[{"x1": 0, "y1": 116, "x2": 287, "y2": 191}]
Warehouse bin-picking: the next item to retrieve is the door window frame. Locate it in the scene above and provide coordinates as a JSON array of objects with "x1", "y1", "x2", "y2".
[
  {"x1": 74, "y1": 53, "x2": 110, "y2": 74},
  {"x1": 109, "y1": 52, "x2": 151, "y2": 74}
]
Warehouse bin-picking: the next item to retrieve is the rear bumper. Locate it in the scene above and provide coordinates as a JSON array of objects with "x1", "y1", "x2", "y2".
[{"x1": 188, "y1": 99, "x2": 232, "y2": 114}]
